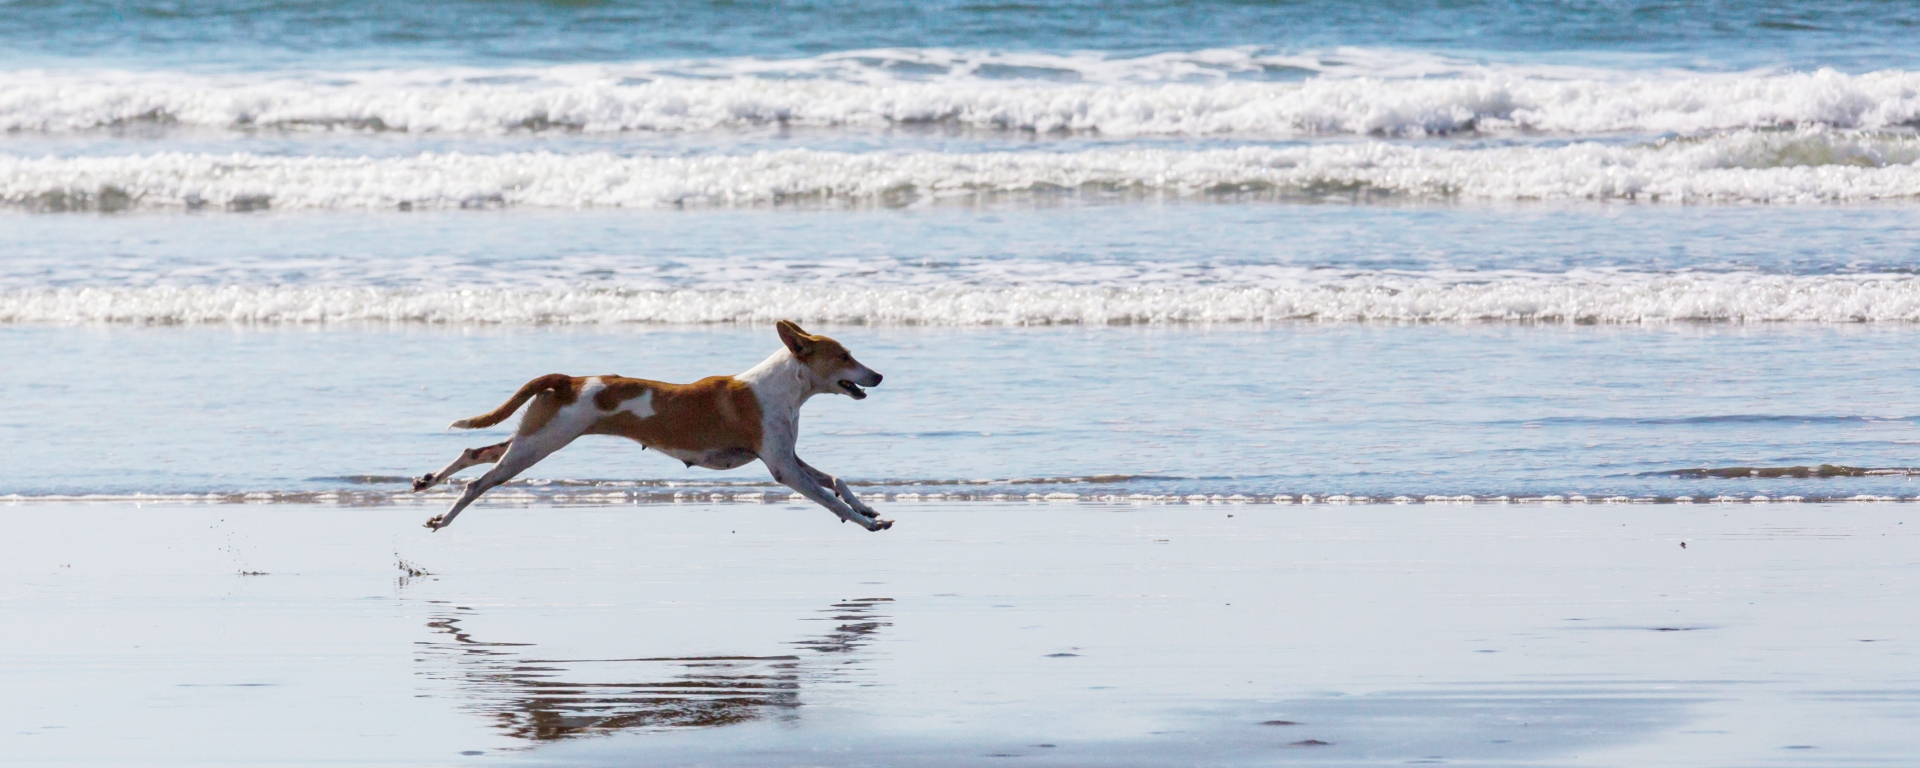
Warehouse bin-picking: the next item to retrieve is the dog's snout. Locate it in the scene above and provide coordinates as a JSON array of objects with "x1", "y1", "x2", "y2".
[{"x1": 867, "y1": 372, "x2": 884, "y2": 386}]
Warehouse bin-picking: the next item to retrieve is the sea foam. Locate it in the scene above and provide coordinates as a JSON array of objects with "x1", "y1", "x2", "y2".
[
  {"x1": 4, "y1": 55, "x2": 1919, "y2": 137},
  {"x1": 6, "y1": 273, "x2": 1917, "y2": 325},
  {"x1": 5, "y1": 130, "x2": 1919, "y2": 211}
]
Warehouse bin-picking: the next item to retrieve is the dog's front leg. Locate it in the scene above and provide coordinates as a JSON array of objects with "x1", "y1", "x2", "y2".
[
  {"x1": 797, "y1": 458, "x2": 881, "y2": 518},
  {"x1": 765, "y1": 454, "x2": 891, "y2": 531}
]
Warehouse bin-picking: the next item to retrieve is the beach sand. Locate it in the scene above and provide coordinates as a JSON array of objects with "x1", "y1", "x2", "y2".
[{"x1": 3, "y1": 501, "x2": 1915, "y2": 766}]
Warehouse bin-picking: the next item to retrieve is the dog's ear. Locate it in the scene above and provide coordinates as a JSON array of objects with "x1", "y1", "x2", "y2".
[{"x1": 776, "y1": 320, "x2": 815, "y2": 356}]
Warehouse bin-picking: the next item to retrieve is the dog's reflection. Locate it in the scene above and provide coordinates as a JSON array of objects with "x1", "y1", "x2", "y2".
[{"x1": 416, "y1": 598, "x2": 891, "y2": 741}]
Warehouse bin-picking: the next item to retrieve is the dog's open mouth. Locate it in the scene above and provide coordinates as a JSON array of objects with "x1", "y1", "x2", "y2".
[{"x1": 838, "y1": 379, "x2": 867, "y2": 399}]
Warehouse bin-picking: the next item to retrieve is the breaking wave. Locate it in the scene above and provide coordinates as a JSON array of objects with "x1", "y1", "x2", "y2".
[
  {"x1": 5, "y1": 129, "x2": 1920, "y2": 211},
  {"x1": 6, "y1": 52, "x2": 1920, "y2": 138},
  {"x1": 7, "y1": 272, "x2": 1918, "y2": 325}
]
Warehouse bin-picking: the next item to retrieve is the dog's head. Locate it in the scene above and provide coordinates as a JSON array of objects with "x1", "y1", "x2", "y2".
[{"x1": 776, "y1": 320, "x2": 883, "y2": 400}]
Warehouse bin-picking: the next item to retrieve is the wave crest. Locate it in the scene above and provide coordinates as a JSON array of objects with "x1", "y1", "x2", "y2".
[
  {"x1": 5, "y1": 58, "x2": 1920, "y2": 137},
  {"x1": 6, "y1": 273, "x2": 1918, "y2": 325},
  {"x1": 5, "y1": 130, "x2": 1920, "y2": 211}
]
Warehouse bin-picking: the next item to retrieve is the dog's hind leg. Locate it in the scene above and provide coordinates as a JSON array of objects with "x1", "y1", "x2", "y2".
[
  {"x1": 412, "y1": 440, "x2": 511, "y2": 492},
  {"x1": 424, "y1": 432, "x2": 575, "y2": 531}
]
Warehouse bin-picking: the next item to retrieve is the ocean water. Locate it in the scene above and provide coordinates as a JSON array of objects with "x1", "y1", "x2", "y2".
[{"x1": 4, "y1": 0, "x2": 1920, "y2": 507}]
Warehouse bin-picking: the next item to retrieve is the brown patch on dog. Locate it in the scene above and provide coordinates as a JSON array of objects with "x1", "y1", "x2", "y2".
[
  {"x1": 585, "y1": 375, "x2": 764, "y2": 453},
  {"x1": 776, "y1": 321, "x2": 871, "y2": 383},
  {"x1": 592, "y1": 378, "x2": 649, "y2": 411},
  {"x1": 803, "y1": 337, "x2": 858, "y2": 379}
]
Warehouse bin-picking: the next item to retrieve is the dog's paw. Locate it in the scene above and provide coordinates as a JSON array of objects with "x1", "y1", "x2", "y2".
[
  {"x1": 411, "y1": 474, "x2": 434, "y2": 492},
  {"x1": 423, "y1": 516, "x2": 445, "y2": 531},
  {"x1": 872, "y1": 518, "x2": 894, "y2": 531}
]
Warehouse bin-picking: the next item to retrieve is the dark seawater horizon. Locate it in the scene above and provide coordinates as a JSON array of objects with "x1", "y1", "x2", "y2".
[{"x1": 8, "y1": 0, "x2": 1920, "y2": 72}]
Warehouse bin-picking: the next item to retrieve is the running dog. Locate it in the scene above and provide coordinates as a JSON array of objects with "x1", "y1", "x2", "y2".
[{"x1": 411, "y1": 320, "x2": 891, "y2": 532}]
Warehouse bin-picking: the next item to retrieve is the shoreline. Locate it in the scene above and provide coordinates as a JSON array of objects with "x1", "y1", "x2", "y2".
[{"x1": 6, "y1": 492, "x2": 1918, "y2": 506}]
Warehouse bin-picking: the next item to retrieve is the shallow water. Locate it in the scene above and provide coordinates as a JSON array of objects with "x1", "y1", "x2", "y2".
[{"x1": 4, "y1": 322, "x2": 1916, "y2": 502}]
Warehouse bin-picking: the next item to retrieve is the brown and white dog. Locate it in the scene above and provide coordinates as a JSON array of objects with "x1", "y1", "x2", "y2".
[{"x1": 412, "y1": 320, "x2": 891, "y2": 532}]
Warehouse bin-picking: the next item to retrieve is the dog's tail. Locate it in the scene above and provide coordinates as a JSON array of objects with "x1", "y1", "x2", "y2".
[{"x1": 449, "y1": 374, "x2": 574, "y2": 430}]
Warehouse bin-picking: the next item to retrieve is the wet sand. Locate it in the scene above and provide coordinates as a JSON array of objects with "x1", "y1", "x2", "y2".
[{"x1": 3, "y1": 501, "x2": 1916, "y2": 767}]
